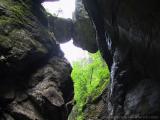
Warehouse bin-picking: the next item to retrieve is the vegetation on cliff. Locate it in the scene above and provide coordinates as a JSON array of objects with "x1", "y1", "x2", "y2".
[{"x1": 70, "y1": 51, "x2": 109, "y2": 120}]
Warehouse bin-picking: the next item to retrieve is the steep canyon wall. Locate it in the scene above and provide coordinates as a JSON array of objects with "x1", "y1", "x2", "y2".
[
  {"x1": 81, "y1": 0, "x2": 160, "y2": 119},
  {"x1": 0, "y1": 0, "x2": 73, "y2": 119},
  {"x1": 1, "y1": 0, "x2": 160, "y2": 119}
]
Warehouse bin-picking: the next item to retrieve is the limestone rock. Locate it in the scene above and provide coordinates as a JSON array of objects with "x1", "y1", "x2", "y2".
[
  {"x1": 9, "y1": 99, "x2": 43, "y2": 120},
  {"x1": 72, "y1": 0, "x2": 98, "y2": 53},
  {"x1": 81, "y1": 0, "x2": 160, "y2": 118},
  {"x1": 0, "y1": 0, "x2": 73, "y2": 119},
  {"x1": 48, "y1": 16, "x2": 73, "y2": 43},
  {"x1": 47, "y1": 0, "x2": 98, "y2": 53}
]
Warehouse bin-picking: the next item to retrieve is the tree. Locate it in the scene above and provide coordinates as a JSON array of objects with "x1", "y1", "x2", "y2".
[{"x1": 71, "y1": 51, "x2": 110, "y2": 119}]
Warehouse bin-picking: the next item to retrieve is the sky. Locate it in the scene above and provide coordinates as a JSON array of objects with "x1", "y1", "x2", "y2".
[
  {"x1": 42, "y1": 0, "x2": 75, "y2": 19},
  {"x1": 60, "y1": 40, "x2": 88, "y2": 63},
  {"x1": 42, "y1": 0, "x2": 88, "y2": 64}
]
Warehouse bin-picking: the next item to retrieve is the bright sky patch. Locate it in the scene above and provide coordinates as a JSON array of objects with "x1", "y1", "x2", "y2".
[{"x1": 42, "y1": 0, "x2": 88, "y2": 64}]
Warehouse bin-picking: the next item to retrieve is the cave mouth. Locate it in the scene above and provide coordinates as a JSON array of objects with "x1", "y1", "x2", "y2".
[
  {"x1": 42, "y1": 0, "x2": 89, "y2": 65},
  {"x1": 42, "y1": 0, "x2": 88, "y2": 64},
  {"x1": 42, "y1": 1, "x2": 110, "y2": 119}
]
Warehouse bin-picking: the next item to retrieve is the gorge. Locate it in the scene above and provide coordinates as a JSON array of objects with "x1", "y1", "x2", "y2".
[{"x1": 0, "y1": 0, "x2": 160, "y2": 120}]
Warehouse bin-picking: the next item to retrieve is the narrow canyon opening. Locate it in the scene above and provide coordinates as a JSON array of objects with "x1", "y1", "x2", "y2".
[
  {"x1": 42, "y1": 0, "x2": 88, "y2": 64},
  {"x1": 42, "y1": 1, "x2": 110, "y2": 119},
  {"x1": 1, "y1": 0, "x2": 159, "y2": 120}
]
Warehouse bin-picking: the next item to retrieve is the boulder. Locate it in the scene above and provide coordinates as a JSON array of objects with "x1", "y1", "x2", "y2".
[
  {"x1": 0, "y1": 0, "x2": 73, "y2": 119},
  {"x1": 48, "y1": 16, "x2": 73, "y2": 43},
  {"x1": 72, "y1": 0, "x2": 98, "y2": 53}
]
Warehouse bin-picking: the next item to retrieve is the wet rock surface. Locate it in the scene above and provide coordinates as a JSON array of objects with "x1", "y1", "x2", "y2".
[
  {"x1": 1, "y1": 0, "x2": 160, "y2": 119},
  {"x1": 0, "y1": 0, "x2": 73, "y2": 119},
  {"x1": 81, "y1": 0, "x2": 160, "y2": 119}
]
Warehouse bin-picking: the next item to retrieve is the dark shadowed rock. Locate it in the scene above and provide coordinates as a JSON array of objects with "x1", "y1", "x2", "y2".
[
  {"x1": 72, "y1": 0, "x2": 98, "y2": 53},
  {"x1": 124, "y1": 79, "x2": 160, "y2": 116},
  {"x1": 36, "y1": 0, "x2": 59, "y2": 4},
  {"x1": 48, "y1": 16, "x2": 73, "y2": 43},
  {"x1": 9, "y1": 99, "x2": 43, "y2": 120},
  {"x1": 46, "y1": 0, "x2": 98, "y2": 52},
  {"x1": 79, "y1": 0, "x2": 160, "y2": 119},
  {"x1": 0, "y1": 0, "x2": 73, "y2": 119}
]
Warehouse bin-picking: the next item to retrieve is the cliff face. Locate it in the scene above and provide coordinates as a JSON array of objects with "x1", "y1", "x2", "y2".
[
  {"x1": 72, "y1": 0, "x2": 97, "y2": 53},
  {"x1": 0, "y1": 0, "x2": 73, "y2": 119},
  {"x1": 1, "y1": 0, "x2": 160, "y2": 119},
  {"x1": 81, "y1": 0, "x2": 160, "y2": 118}
]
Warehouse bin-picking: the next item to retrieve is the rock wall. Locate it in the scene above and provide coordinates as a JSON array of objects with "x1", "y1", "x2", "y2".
[
  {"x1": 48, "y1": 16, "x2": 73, "y2": 44},
  {"x1": 0, "y1": 0, "x2": 73, "y2": 119},
  {"x1": 72, "y1": 0, "x2": 97, "y2": 53},
  {"x1": 81, "y1": 0, "x2": 160, "y2": 119},
  {"x1": 1, "y1": 0, "x2": 160, "y2": 119}
]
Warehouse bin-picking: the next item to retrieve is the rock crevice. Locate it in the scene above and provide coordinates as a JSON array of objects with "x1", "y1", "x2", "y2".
[{"x1": 1, "y1": 0, "x2": 160, "y2": 119}]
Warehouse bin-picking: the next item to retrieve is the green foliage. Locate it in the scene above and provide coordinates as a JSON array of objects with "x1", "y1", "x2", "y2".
[
  {"x1": 71, "y1": 51, "x2": 109, "y2": 120},
  {"x1": 0, "y1": 0, "x2": 32, "y2": 25}
]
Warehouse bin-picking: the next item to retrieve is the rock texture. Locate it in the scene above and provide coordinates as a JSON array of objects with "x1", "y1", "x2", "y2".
[
  {"x1": 83, "y1": 88, "x2": 109, "y2": 120},
  {"x1": 72, "y1": 0, "x2": 98, "y2": 53},
  {"x1": 46, "y1": 0, "x2": 98, "y2": 53},
  {"x1": 80, "y1": 0, "x2": 160, "y2": 119},
  {"x1": 48, "y1": 16, "x2": 73, "y2": 44},
  {"x1": 1, "y1": 0, "x2": 160, "y2": 119},
  {"x1": 0, "y1": 0, "x2": 73, "y2": 119}
]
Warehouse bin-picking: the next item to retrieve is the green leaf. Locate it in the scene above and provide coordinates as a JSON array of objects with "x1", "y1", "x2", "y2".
[{"x1": 71, "y1": 51, "x2": 110, "y2": 119}]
